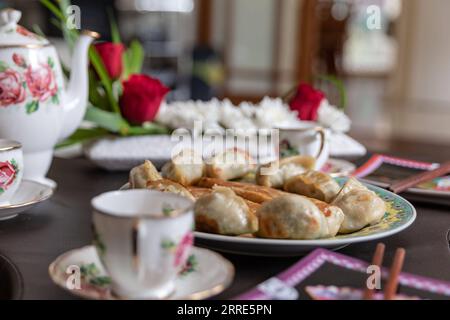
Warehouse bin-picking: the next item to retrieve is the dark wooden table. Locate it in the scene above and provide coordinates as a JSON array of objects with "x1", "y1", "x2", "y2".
[{"x1": 0, "y1": 144, "x2": 450, "y2": 299}]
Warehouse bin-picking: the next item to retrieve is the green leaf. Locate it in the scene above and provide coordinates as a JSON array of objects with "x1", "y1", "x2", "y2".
[
  {"x1": 127, "y1": 123, "x2": 170, "y2": 136},
  {"x1": 42, "y1": 0, "x2": 79, "y2": 49},
  {"x1": 32, "y1": 24, "x2": 45, "y2": 37},
  {"x1": 89, "y1": 47, "x2": 121, "y2": 114},
  {"x1": 88, "y1": 70, "x2": 109, "y2": 110},
  {"x1": 161, "y1": 239, "x2": 176, "y2": 249},
  {"x1": 315, "y1": 74, "x2": 347, "y2": 110},
  {"x1": 51, "y1": 94, "x2": 59, "y2": 105},
  {"x1": 56, "y1": 127, "x2": 109, "y2": 149},
  {"x1": 85, "y1": 106, "x2": 129, "y2": 133},
  {"x1": 47, "y1": 57, "x2": 54, "y2": 68},
  {"x1": 89, "y1": 276, "x2": 112, "y2": 287},
  {"x1": 123, "y1": 40, "x2": 144, "y2": 78},
  {"x1": 26, "y1": 101, "x2": 39, "y2": 114},
  {"x1": 107, "y1": 7, "x2": 121, "y2": 44},
  {"x1": 0, "y1": 61, "x2": 8, "y2": 72},
  {"x1": 40, "y1": 0, "x2": 65, "y2": 21}
]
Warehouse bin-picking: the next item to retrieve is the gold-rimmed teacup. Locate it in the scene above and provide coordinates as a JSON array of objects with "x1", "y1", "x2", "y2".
[{"x1": 91, "y1": 189, "x2": 194, "y2": 299}]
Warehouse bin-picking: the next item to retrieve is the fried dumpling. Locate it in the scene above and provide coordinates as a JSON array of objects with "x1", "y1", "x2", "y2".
[
  {"x1": 256, "y1": 155, "x2": 315, "y2": 188},
  {"x1": 205, "y1": 148, "x2": 255, "y2": 181},
  {"x1": 283, "y1": 170, "x2": 340, "y2": 203},
  {"x1": 332, "y1": 178, "x2": 386, "y2": 233},
  {"x1": 194, "y1": 186, "x2": 258, "y2": 235},
  {"x1": 147, "y1": 179, "x2": 195, "y2": 202},
  {"x1": 256, "y1": 194, "x2": 344, "y2": 240},
  {"x1": 196, "y1": 177, "x2": 285, "y2": 203},
  {"x1": 161, "y1": 149, "x2": 205, "y2": 186},
  {"x1": 129, "y1": 160, "x2": 162, "y2": 189}
]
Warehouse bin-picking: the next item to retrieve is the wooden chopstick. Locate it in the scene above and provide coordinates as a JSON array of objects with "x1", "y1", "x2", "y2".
[
  {"x1": 363, "y1": 243, "x2": 385, "y2": 300},
  {"x1": 388, "y1": 161, "x2": 450, "y2": 194},
  {"x1": 383, "y1": 248, "x2": 406, "y2": 300}
]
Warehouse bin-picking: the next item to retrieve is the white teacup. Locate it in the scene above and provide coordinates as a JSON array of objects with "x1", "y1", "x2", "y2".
[
  {"x1": 278, "y1": 122, "x2": 329, "y2": 170},
  {"x1": 92, "y1": 190, "x2": 194, "y2": 299},
  {"x1": 0, "y1": 140, "x2": 23, "y2": 206}
]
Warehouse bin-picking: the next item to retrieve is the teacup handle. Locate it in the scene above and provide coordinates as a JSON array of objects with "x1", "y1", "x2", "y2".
[
  {"x1": 313, "y1": 127, "x2": 326, "y2": 161},
  {"x1": 132, "y1": 219, "x2": 146, "y2": 279}
]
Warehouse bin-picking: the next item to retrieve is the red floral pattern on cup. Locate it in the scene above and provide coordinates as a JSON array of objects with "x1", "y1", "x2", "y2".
[
  {"x1": 25, "y1": 63, "x2": 58, "y2": 102},
  {"x1": 0, "y1": 161, "x2": 17, "y2": 192},
  {"x1": 174, "y1": 232, "x2": 194, "y2": 267},
  {"x1": 0, "y1": 69, "x2": 26, "y2": 107}
]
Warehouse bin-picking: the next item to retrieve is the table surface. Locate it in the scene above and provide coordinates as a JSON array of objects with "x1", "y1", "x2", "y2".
[{"x1": 1, "y1": 144, "x2": 450, "y2": 300}]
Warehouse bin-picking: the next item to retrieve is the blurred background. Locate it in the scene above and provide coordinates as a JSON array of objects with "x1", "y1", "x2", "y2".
[{"x1": 2, "y1": 0, "x2": 449, "y2": 152}]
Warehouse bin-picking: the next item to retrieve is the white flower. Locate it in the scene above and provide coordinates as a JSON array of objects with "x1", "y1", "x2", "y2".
[
  {"x1": 219, "y1": 99, "x2": 257, "y2": 131},
  {"x1": 253, "y1": 97, "x2": 299, "y2": 129},
  {"x1": 317, "y1": 100, "x2": 351, "y2": 133}
]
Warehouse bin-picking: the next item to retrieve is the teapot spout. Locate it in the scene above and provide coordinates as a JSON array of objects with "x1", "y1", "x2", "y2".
[{"x1": 60, "y1": 30, "x2": 100, "y2": 141}]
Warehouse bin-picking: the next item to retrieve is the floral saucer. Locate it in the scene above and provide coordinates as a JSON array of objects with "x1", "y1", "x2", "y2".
[
  {"x1": 49, "y1": 245, "x2": 234, "y2": 300},
  {"x1": 0, "y1": 180, "x2": 54, "y2": 220}
]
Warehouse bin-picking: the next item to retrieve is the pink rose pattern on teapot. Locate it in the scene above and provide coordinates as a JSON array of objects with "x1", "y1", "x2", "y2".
[{"x1": 0, "y1": 53, "x2": 59, "y2": 114}]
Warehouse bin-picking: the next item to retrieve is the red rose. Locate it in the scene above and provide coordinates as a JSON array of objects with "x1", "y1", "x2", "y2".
[
  {"x1": 0, "y1": 69, "x2": 26, "y2": 107},
  {"x1": 25, "y1": 63, "x2": 58, "y2": 102},
  {"x1": 13, "y1": 53, "x2": 26, "y2": 68},
  {"x1": 120, "y1": 74, "x2": 169, "y2": 124},
  {"x1": 0, "y1": 161, "x2": 16, "y2": 189},
  {"x1": 94, "y1": 42, "x2": 124, "y2": 80},
  {"x1": 289, "y1": 83, "x2": 325, "y2": 121}
]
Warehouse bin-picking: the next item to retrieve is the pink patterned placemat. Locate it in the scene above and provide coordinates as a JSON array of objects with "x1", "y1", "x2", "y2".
[{"x1": 235, "y1": 249, "x2": 450, "y2": 300}]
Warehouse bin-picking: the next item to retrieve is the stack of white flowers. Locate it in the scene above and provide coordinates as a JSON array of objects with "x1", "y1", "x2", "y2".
[{"x1": 156, "y1": 97, "x2": 330, "y2": 132}]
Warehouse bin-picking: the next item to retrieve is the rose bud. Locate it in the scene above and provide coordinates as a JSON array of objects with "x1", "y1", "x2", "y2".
[
  {"x1": 289, "y1": 83, "x2": 325, "y2": 121},
  {"x1": 12, "y1": 53, "x2": 26, "y2": 68},
  {"x1": 119, "y1": 74, "x2": 170, "y2": 125},
  {"x1": 94, "y1": 42, "x2": 125, "y2": 80}
]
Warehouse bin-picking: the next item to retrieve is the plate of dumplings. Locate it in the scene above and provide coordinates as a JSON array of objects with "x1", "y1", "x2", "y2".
[{"x1": 125, "y1": 148, "x2": 416, "y2": 256}]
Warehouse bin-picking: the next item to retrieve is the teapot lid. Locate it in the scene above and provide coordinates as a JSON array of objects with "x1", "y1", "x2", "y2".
[{"x1": 0, "y1": 9, "x2": 49, "y2": 47}]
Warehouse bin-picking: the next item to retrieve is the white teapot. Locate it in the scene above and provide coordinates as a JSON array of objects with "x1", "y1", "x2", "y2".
[{"x1": 0, "y1": 9, "x2": 98, "y2": 186}]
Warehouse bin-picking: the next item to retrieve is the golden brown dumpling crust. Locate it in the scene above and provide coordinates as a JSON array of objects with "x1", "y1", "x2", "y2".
[
  {"x1": 161, "y1": 149, "x2": 205, "y2": 186},
  {"x1": 196, "y1": 177, "x2": 285, "y2": 203},
  {"x1": 256, "y1": 155, "x2": 316, "y2": 189},
  {"x1": 332, "y1": 178, "x2": 386, "y2": 233},
  {"x1": 146, "y1": 179, "x2": 195, "y2": 201},
  {"x1": 194, "y1": 186, "x2": 258, "y2": 235},
  {"x1": 187, "y1": 186, "x2": 261, "y2": 214},
  {"x1": 256, "y1": 194, "x2": 344, "y2": 240},
  {"x1": 205, "y1": 148, "x2": 255, "y2": 181},
  {"x1": 195, "y1": 215, "x2": 220, "y2": 234},
  {"x1": 129, "y1": 160, "x2": 162, "y2": 188},
  {"x1": 283, "y1": 170, "x2": 340, "y2": 203}
]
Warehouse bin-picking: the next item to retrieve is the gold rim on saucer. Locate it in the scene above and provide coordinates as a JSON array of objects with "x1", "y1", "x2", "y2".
[
  {"x1": 0, "y1": 180, "x2": 54, "y2": 209},
  {"x1": 48, "y1": 246, "x2": 235, "y2": 300}
]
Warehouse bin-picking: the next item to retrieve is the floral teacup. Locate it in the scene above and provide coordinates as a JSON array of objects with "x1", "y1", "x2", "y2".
[
  {"x1": 278, "y1": 122, "x2": 329, "y2": 170},
  {"x1": 91, "y1": 189, "x2": 194, "y2": 299},
  {"x1": 0, "y1": 139, "x2": 23, "y2": 206}
]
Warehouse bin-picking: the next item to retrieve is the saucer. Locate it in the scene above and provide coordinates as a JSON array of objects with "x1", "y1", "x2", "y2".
[
  {"x1": 49, "y1": 245, "x2": 234, "y2": 300},
  {"x1": 0, "y1": 180, "x2": 54, "y2": 220}
]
